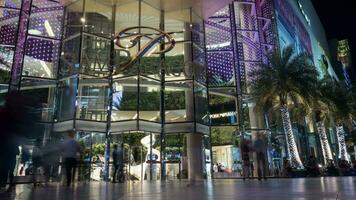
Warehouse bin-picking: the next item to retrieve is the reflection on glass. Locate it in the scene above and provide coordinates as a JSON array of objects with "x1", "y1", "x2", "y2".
[
  {"x1": 76, "y1": 132, "x2": 106, "y2": 181},
  {"x1": 165, "y1": 9, "x2": 191, "y2": 42},
  {"x1": 111, "y1": 76, "x2": 138, "y2": 121},
  {"x1": 164, "y1": 42, "x2": 192, "y2": 81},
  {"x1": 29, "y1": 0, "x2": 63, "y2": 39},
  {"x1": 20, "y1": 77, "x2": 56, "y2": 122},
  {"x1": 81, "y1": 34, "x2": 110, "y2": 77},
  {"x1": 59, "y1": 35, "x2": 81, "y2": 78},
  {"x1": 0, "y1": 7, "x2": 19, "y2": 85},
  {"x1": 84, "y1": 0, "x2": 112, "y2": 38},
  {"x1": 192, "y1": 12, "x2": 206, "y2": 84},
  {"x1": 64, "y1": 0, "x2": 83, "y2": 38},
  {"x1": 211, "y1": 126, "x2": 240, "y2": 176},
  {"x1": 209, "y1": 88, "x2": 238, "y2": 126},
  {"x1": 77, "y1": 77, "x2": 109, "y2": 121},
  {"x1": 57, "y1": 76, "x2": 77, "y2": 121},
  {"x1": 194, "y1": 82, "x2": 209, "y2": 124},
  {"x1": 139, "y1": 77, "x2": 160, "y2": 122},
  {"x1": 164, "y1": 81, "x2": 193, "y2": 122},
  {"x1": 165, "y1": 134, "x2": 183, "y2": 180}
]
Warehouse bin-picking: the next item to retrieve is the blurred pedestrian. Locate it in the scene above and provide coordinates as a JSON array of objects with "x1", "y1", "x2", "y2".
[
  {"x1": 61, "y1": 131, "x2": 81, "y2": 186},
  {"x1": 241, "y1": 139, "x2": 251, "y2": 180},
  {"x1": 254, "y1": 134, "x2": 267, "y2": 180},
  {"x1": 112, "y1": 144, "x2": 123, "y2": 183},
  {"x1": 32, "y1": 139, "x2": 43, "y2": 187}
]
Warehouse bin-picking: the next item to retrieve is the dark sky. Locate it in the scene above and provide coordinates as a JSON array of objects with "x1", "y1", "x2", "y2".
[{"x1": 311, "y1": 0, "x2": 356, "y2": 79}]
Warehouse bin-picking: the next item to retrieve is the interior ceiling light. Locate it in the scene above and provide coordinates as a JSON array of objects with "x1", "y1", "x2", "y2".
[
  {"x1": 28, "y1": 29, "x2": 42, "y2": 35},
  {"x1": 44, "y1": 20, "x2": 55, "y2": 37},
  {"x1": 40, "y1": 60, "x2": 52, "y2": 77}
]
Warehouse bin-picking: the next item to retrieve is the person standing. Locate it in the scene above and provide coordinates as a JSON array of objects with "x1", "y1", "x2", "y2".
[
  {"x1": 241, "y1": 139, "x2": 251, "y2": 180},
  {"x1": 32, "y1": 139, "x2": 43, "y2": 187},
  {"x1": 112, "y1": 144, "x2": 123, "y2": 183},
  {"x1": 61, "y1": 131, "x2": 81, "y2": 186},
  {"x1": 4, "y1": 139, "x2": 19, "y2": 191},
  {"x1": 254, "y1": 134, "x2": 267, "y2": 181}
]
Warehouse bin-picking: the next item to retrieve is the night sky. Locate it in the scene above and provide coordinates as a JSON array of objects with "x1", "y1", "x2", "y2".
[{"x1": 311, "y1": 0, "x2": 356, "y2": 80}]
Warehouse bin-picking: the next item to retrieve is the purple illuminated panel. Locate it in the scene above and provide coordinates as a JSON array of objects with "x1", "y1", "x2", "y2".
[
  {"x1": 207, "y1": 52, "x2": 234, "y2": 85},
  {"x1": 10, "y1": 0, "x2": 32, "y2": 90},
  {"x1": 25, "y1": 37, "x2": 55, "y2": 62},
  {"x1": 205, "y1": 6, "x2": 235, "y2": 87}
]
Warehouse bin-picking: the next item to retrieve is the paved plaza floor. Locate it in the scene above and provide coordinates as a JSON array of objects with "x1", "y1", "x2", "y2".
[{"x1": 0, "y1": 177, "x2": 355, "y2": 200}]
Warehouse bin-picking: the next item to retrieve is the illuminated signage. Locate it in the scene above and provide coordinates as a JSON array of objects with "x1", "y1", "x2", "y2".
[{"x1": 210, "y1": 111, "x2": 236, "y2": 119}]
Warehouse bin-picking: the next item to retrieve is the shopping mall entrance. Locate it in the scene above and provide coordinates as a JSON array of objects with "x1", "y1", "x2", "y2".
[{"x1": 71, "y1": 131, "x2": 186, "y2": 182}]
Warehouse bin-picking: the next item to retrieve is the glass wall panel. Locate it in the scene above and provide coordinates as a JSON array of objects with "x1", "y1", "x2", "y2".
[
  {"x1": 22, "y1": 35, "x2": 60, "y2": 78},
  {"x1": 59, "y1": 35, "x2": 81, "y2": 77},
  {"x1": 77, "y1": 77, "x2": 109, "y2": 121},
  {"x1": 29, "y1": 0, "x2": 63, "y2": 39},
  {"x1": 164, "y1": 80, "x2": 193, "y2": 123},
  {"x1": 0, "y1": 7, "x2": 20, "y2": 94},
  {"x1": 139, "y1": 2, "x2": 161, "y2": 80},
  {"x1": 114, "y1": 1, "x2": 138, "y2": 34},
  {"x1": 164, "y1": 42, "x2": 192, "y2": 81},
  {"x1": 207, "y1": 52, "x2": 235, "y2": 87},
  {"x1": 165, "y1": 9, "x2": 190, "y2": 42},
  {"x1": 74, "y1": 132, "x2": 106, "y2": 181},
  {"x1": 111, "y1": 76, "x2": 138, "y2": 121},
  {"x1": 84, "y1": 0, "x2": 112, "y2": 38},
  {"x1": 194, "y1": 82, "x2": 209, "y2": 125},
  {"x1": 81, "y1": 34, "x2": 110, "y2": 77},
  {"x1": 20, "y1": 77, "x2": 56, "y2": 122},
  {"x1": 209, "y1": 87, "x2": 238, "y2": 126},
  {"x1": 113, "y1": 1, "x2": 139, "y2": 77},
  {"x1": 192, "y1": 12, "x2": 206, "y2": 84},
  {"x1": 63, "y1": 0, "x2": 83, "y2": 39},
  {"x1": 165, "y1": 134, "x2": 183, "y2": 180},
  {"x1": 211, "y1": 126, "x2": 241, "y2": 177},
  {"x1": 57, "y1": 76, "x2": 78, "y2": 121},
  {"x1": 139, "y1": 77, "x2": 160, "y2": 122}
]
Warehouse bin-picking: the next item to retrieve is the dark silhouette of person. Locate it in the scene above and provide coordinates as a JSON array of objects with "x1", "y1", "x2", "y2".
[
  {"x1": 112, "y1": 144, "x2": 124, "y2": 183},
  {"x1": 254, "y1": 134, "x2": 268, "y2": 180},
  {"x1": 282, "y1": 158, "x2": 292, "y2": 177},
  {"x1": 306, "y1": 155, "x2": 319, "y2": 177},
  {"x1": 241, "y1": 139, "x2": 251, "y2": 180},
  {"x1": 32, "y1": 139, "x2": 43, "y2": 187},
  {"x1": 61, "y1": 131, "x2": 81, "y2": 186},
  {"x1": 0, "y1": 91, "x2": 35, "y2": 191}
]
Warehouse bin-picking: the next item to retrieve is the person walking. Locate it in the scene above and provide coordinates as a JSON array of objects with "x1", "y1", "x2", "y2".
[
  {"x1": 4, "y1": 139, "x2": 19, "y2": 191},
  {"x1": 112, "y1": 144, "x2": 123, "y2": 183},
  {"x1": 61, "y1": 131, "x2": 81, "y2": 186},
  {"x1": 241, "y1": 139, "x2": 251, "y2": 180},
  {"x1": 254, "y1": 134, "x2": 268, "y2": 181},
  {"x1": 32, "y1": 139, "x2": 43, "y2": 187}
]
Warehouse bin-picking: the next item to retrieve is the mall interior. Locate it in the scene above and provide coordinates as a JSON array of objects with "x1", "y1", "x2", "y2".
[{"x1": 0, "y1": 0, "x2": 349, "y2": 181}]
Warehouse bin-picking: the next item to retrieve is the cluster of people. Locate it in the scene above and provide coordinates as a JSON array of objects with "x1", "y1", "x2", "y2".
[
  {"x1": 240, "y1": 134, "x2": 268, "y2": 181},
  {"x1": 213, "y1": 163, "x2": 226, "y2": 173}
]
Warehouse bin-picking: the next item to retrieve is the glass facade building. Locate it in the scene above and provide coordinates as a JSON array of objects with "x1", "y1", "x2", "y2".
[{"x1": 0, "y1": 0, "x2": 341, "y2": 181}]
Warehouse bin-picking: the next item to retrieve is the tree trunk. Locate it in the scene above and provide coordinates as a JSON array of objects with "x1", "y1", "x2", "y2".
[
  {"x1": 280, "y1": 105, "x2": 304, "y2": 168},
  {"x1": 316, "y1": 121, "x2": 333, "y2": 164},
  {"x1": 336, "y1": 125, "x2": 350, "y2": 161}
]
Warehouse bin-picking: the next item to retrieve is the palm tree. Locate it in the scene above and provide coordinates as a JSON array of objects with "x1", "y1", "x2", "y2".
[
  {"x1": 250, "y1": 46, "x2": 318, "y2": 168},
  {"x1": 312, "y1": 78, "x2": 335, "y2": 164},
  {"x1": 329, "y1": 83, "x2": 353, "y2": 161}
]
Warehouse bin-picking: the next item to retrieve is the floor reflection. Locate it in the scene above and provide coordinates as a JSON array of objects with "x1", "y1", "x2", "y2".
[{"x1": 0, "y1": 177, "x2": 355, "y2": 200}]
